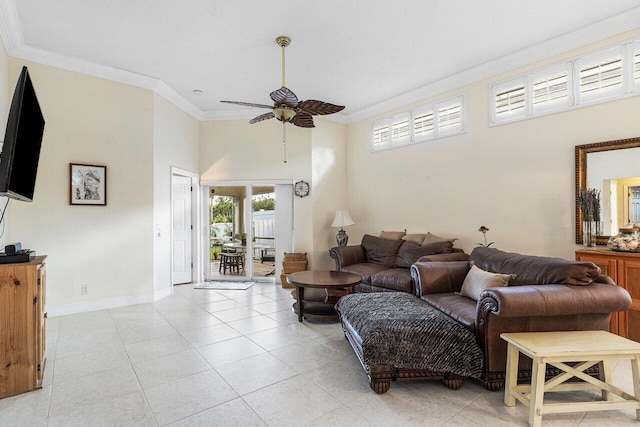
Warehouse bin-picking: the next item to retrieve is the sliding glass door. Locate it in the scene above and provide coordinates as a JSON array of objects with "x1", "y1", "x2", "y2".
[{"x1": 203, "y1": 180, "x2": 293, "y2": 283}]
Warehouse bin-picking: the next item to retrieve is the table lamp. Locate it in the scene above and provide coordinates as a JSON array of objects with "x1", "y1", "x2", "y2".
[{"x1": 331, "y1": 210, "x2": 355, "y2": 246}]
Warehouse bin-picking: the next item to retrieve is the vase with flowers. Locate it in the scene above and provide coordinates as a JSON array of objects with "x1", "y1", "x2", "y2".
[
  {"x1": 476, "y1": 226, "x2": 494, "y2": 247},
  {"x1": 578, "y1": 188, "x2": 601, "y2": 249}
]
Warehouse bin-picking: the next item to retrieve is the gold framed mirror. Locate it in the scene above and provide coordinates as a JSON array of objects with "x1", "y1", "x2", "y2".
[{"x1": 575, "y1": 137, "x2": 640, "y2": 244}]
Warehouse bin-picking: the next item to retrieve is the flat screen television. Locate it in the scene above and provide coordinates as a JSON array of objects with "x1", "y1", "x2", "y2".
[{"x1": 0, "y1": 66, "x2": 45, "y2": 202}]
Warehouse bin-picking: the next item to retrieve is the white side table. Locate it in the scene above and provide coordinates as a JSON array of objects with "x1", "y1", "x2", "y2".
[{"x1": 501, "y1": 330, "x2": 640, "y2": 427}]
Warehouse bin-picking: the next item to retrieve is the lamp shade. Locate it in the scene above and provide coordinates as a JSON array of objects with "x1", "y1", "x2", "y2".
[{"x1": 331, "y1": 210, "x2": 355, "y2": 228}]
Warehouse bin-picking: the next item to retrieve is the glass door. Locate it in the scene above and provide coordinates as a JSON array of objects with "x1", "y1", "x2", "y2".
[
  {"x1": 208, "y1": 185, "x2": 250, "y2": 280},
  {"x1": 251, "y1": 185, "x2": 276, "y2": 280}
]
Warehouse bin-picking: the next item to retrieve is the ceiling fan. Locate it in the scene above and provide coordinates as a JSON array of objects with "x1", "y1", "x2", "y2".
[{"x1": 221, "y1": 36, "x2": 344, "y2": 129}]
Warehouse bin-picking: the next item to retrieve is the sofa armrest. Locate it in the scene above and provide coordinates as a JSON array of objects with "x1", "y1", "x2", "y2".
[
  {"x1": 410, "y1": 261, "x2": 469, "y2": 297},
  {"x1": 477, "y1": 283, "x2": 631, "y2": 319},
  {"x1": 329, "y1": 245, "x2": 366, "y2": 270},
  {"x1": 415, "y1": 252, "x2": 470, "y2": 263}
]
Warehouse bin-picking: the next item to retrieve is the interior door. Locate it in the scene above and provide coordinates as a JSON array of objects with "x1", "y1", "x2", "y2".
[{"x1": 172, "y1": 175, "x2": 193, "y2": 284}]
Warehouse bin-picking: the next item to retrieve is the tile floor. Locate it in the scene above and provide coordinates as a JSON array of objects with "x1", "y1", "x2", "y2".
[{"x1": 1, "y1": 282, "x2": 637, "y2": 426}]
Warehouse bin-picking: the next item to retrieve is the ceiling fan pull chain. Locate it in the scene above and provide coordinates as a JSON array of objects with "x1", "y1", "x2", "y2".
[{"x1": 282, "y1": 121, "x2": 287, "y2": 163}]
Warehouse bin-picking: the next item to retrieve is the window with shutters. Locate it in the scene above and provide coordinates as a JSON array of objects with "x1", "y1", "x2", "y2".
[
  {"x1": 576, "y1": 48, "x2": 623, "y2": 103},
  {"x1": 490, "y1": 38, "x2": 640, "y2": 126},
  {"x1": 371, "y1": 95, "x2": 465, "y2": 151},
  {"x1": 492, "y1": 78, "x2": 526, "y2": 122},
  {"x1": 532, "y1": 67, "x2": 571, "y2": 114},
  {"x1": 633, "y1": 41, "x2": 640, "y2": 91}
]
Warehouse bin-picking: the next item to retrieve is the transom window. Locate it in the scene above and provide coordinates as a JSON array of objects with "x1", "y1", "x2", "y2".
[
  {"x1": 371, "y1": 95, "x2": 465, "y2": 151},
  {"x1": 491, "y1": 39, "x2": 640, "y2": 125}
]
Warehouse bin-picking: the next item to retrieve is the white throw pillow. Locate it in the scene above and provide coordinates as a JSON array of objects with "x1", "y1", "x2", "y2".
[{"x1": 459, "y1": 264, "x2": 515, "y2": 301}]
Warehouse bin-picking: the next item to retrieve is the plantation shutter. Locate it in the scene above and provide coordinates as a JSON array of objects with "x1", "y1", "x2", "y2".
[
  {"x1": 413, "y1": 110, "x2": 434, "y2": 139},
  {"x1": 533, "y1": 73, "x2": 568, "y2": 105},
  {"x1": 372, "y1": 123, "x2": 390, "y2": 148},
  {"x1": 495, "y1": 84, "x2": 525, "y2": 116},
  {"x1": 579, "y1": 55, "x2": 622, "y2": 97},
  {"x1": 437, "y1": 102, "x2": 462, "y2": 133},
  {"x1": 391, "y1": 115, "x2": 410, "y2": 143}
]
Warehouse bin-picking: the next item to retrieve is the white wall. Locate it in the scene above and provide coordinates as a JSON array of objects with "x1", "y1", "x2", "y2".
[
  {"x1": 311, "y1": 120, "x2": 348, "y2": 269},
  {"x1": 7, "y1": 59, "x2": 155, "y2": 311},
  {"x1": 345, "y1": 29, "x2": 640, "y2": 260},
  {"x1": 152, "y1": 95, "x2": 199, "y2": 292}
]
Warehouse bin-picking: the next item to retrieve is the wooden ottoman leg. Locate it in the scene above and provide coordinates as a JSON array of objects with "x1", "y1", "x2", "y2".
[
  {"x1": 442, "y1": 374, "x2": 464, "y2": 390},
  {"x1": 369, "y1": 365, "x2": 395, "y2": 394},
  {"x1": 632, "y1": 354, "x2": 640, "y2": 420}
]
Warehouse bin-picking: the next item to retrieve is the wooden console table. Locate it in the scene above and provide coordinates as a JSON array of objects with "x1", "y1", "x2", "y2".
[
  {"x1": 502, "y1": 331, "x2": 640, "y2": 427},
  {"x1": 576, "y1": 249, "x2": 640, "y2": 341},
  {"x1": 0, "y1": 256, "x2": 47, "y2": 398}
]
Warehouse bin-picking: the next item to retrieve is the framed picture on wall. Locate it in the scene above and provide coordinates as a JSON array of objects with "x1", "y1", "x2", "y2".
[{"x1": 70, "y1": 163, "x2": 107, "y2": 206}]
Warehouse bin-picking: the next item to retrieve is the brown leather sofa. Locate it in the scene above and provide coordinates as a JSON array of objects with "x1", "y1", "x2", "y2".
[
  {"x1": 410, "y1": 247, "x2": 632, "y2": 390},
  {"x1": 329, "y1": 233, "x2": 469, "y2": 294}
]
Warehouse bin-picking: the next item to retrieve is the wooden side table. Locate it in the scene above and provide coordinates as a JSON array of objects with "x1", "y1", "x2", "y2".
[
  {"x1": 286, "y1": 270, "x2": 360, "y2": 322},
  {"x1": 502, "y1": 331, "x2": 640, "y2": 427}
]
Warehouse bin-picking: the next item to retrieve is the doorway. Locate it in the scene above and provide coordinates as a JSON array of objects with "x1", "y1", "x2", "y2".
[
  {"x1": 203, "y1": 180, "x2": 293, "y2": 282},
  {"x1": 171, "y1": 170, "x2": 198, "y2": 285}
]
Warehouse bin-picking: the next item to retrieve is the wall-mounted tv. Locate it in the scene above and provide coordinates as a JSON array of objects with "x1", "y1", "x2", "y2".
[{"x1": 0, "y1": 66, "x2": 45, "y2": 202}]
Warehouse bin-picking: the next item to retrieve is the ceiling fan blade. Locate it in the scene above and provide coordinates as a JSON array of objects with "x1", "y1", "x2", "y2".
[
  {"x1": 270, "y1": 87, "x2": 299, "y2": 107},
  {"x1": 297, "y1": 100, "x2": 345, "y2": 115},
  {"x1": 291, "y1": 112, "x2": 315, "y2": 128},
  {"x1": 220, "y1": 100, "x2": 275, "y2": 109},
  {"x1": 249, "y1": 112, "x2": 275, "y2": 124}
]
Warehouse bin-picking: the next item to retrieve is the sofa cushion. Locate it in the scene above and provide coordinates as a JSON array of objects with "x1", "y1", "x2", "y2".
[
  {"x1": 371, "y1": 269, "x2": 413, "y2": 293},
  {"x1": 422, "y1": 232, "x2": 458, "y2": 245},
  {"x1": 422, "y1": 293, "x2": 477, "y2": 333},
  {"x1": 362, "y1": 234, "x2": 404, "y2": 267},
  {"x1": 459, "y1": 264, "x2": 514, "y2": 300},
  {"x1": 470, "y1": 247, "x2": 601, "y2": 286},
  {"x1": 379, "y1": 230, "x2": 406, "y2": 240},
  {"x1": 340, "y1": 262, "x2": 388, "y2": 285}
]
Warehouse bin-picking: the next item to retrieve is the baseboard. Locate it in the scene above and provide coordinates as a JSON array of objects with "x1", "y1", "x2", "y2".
[{"x1": 48, "y1": 287, "x2": 172, "y2": 317}]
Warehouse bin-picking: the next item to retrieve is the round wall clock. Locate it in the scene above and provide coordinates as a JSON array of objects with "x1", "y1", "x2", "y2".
[{"x1": 294, "y1": 180, "x2": 310, "y2": 197}]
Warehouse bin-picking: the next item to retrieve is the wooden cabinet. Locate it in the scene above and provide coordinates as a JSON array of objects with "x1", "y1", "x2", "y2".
[
  {"x1": 576, "y1": 250, "x2": 639, "y2": 341},
  {"x1": 0, "y1": 256, "x2": 47, "y2": 398}
]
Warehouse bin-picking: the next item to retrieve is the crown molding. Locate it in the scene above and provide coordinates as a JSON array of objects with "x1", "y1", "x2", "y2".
[
  {"x1": 344, "y1": 7, "x2": 640, "y2": 123},
  {"x1": 0, "y1": 0, "x2": 22, "y2": 53},
  {"x1": 1, "y1": 0, "x2": 639, "y2": 125}
]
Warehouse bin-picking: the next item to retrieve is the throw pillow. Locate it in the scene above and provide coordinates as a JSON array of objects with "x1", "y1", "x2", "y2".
[
  {"x1": 362, "y1": 234, "x2": 404, "y2": 267},
  {"x1": 379, "y1": 230, "x2": 406, "y2": 240},
  {"x1": 397, "y1": 240, "x2": 454, "y2": 267},
  {"x1": 422, "y1": 232, "x2": 458, "y2": 245},
  {"x1": 395, "y1": 241, "x2": 420, "y2": 268},
  {"x1": 459, "y1": 264, "x2": 515, "y2": 301},
  {"x1": 403, "y1": 233, "x2": 427, "y2": 245}
]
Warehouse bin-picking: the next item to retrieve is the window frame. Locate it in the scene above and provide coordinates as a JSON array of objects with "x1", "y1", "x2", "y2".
[
  {"x1": 490, "y1": 37, "x2": 640, "y2": 127},
  {"x1": 371, "y1": 94, "x2": 465, "y2": 152}
]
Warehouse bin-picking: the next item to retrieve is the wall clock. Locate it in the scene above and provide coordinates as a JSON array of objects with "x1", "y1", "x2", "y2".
[{"x1": 294, "y1": 180, "x2": 310, "y2": 198}]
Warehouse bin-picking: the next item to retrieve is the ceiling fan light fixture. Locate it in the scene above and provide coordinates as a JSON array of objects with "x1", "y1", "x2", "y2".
[{"x1": 274, "y1": 107, "x2": 296, "y2": 122}]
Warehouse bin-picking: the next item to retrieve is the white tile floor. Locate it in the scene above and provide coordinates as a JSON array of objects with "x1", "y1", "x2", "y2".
[{"x1": 1, "y1": 282, "x2": 638, "y2": 426}]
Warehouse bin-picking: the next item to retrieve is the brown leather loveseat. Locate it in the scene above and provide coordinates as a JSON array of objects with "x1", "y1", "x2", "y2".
[
  {"x1": 410, "y1": 247, "x2": 632, "y2": 390},
  {"x1": 329, "y1": 232, "x2": 468, "y2": 294}
]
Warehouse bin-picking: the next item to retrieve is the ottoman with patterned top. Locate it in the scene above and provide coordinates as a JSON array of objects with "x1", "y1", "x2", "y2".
[{"x1": 335, "y1": 292, "x2": 483, "y2": 393}]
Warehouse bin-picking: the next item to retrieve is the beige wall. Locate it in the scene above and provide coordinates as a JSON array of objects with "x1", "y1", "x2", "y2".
[
  {"x1": 152, "y1": 94, "x2": 200, "y2": 292},
  {"x1": 346, "y1": 29, "x2": 640, "y2": 259},
  {"x1": 0, "y1": 36, "x2": 8, "y2": 248},
  {"x1": 199, "y1": 118, "x2": 348, "y2": 268},
  {"x1": 7, "y1": 59, "x2": 155, "y2": 310}
]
